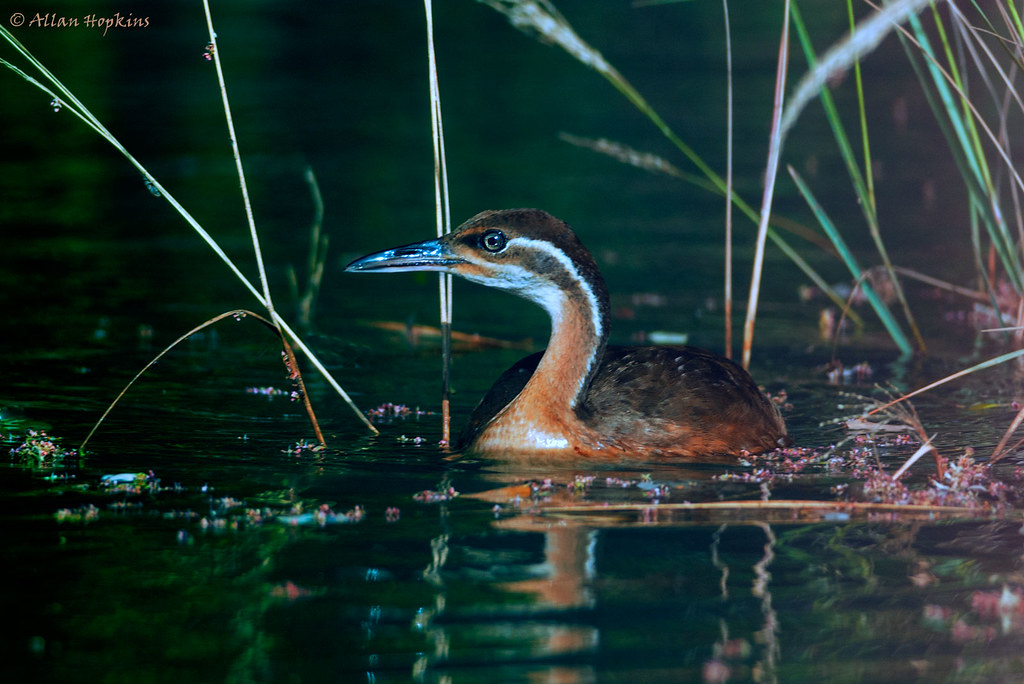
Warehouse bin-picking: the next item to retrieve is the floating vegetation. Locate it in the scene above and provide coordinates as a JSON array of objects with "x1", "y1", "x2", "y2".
[
  {"x1": 9, "y1": 430, "x2": 77, "y2": 470},
  {"x1": 413, "y1": 485, "x2": 459, "y2": 504},
  {"x1": 366, "y1": 402, "x2": 434, "y2": 422},
  {"x1": 100, "y1": 471, "x2": 154, "y2": 492},
  {"x1": 55, "y1": 504, "x2": 99, "y2": 524},
  {"x1": 282, "y1": 440, "x2": 325, "y2": 457}
]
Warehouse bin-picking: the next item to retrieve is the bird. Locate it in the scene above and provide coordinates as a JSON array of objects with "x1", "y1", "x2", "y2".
[{"x1": 346, "y1": 208, "x2": 788, "y2": 463}]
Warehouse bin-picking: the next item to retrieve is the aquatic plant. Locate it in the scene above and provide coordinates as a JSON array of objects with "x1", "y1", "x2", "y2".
[
  {"x1": 477, "y1": 0, "x2": 1024, "y2": 471},
  {"x1": 10, "y1": 430, "x2": 76, "y2": 469},
  {"x1": 0, "y1": 3, "x2": 378, "y2": 448},
  {"x1": 285, "y1": 168, "x2": 329, "y2": 333}
]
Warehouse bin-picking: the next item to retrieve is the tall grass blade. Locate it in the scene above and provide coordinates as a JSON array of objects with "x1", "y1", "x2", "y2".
[
  {"x1": 789, "y1": 166, "x2": 914, "y2": 356},
  {"x1": 847, "y1": 0, "x2": 876, "y2": 216},
  {"x1": 789, "y1": 2, "x2": 924, "y2": 354}
]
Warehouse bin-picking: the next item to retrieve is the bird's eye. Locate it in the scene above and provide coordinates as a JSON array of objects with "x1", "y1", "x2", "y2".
[{"x1": 480, "y1": 230, "x2": 507, "y2": 253}]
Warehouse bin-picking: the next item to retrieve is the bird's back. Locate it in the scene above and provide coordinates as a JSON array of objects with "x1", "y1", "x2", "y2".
[{"x1": 459, "y1": 345, "x2": 788, "y2": 461}]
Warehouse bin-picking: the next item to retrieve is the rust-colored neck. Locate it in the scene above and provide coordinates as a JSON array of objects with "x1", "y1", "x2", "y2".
[{"x1": 476, "y1": 262, "x2": 609, "y2": 451}]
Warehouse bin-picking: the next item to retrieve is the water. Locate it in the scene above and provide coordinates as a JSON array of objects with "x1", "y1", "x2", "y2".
[{"x1": 4, "y1": 1, "x2": 1024, "y2": 682}]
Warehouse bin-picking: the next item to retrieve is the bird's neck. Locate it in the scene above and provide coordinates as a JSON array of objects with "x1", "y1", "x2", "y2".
[
  {"x1": 531, "y1": 287, "x2": 608, "y2": 410},
  {"x1": 489, "y1": 269, "x2": 609, "y2": 449}
]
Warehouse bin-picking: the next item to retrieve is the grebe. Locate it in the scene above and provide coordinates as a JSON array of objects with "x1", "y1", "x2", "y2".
[{"x1": 346, "y1": 209, "x2": 788, "y2": 462}]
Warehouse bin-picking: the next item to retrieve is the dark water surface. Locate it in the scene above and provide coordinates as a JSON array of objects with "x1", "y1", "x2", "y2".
[{"x1": 4, "y1": 1, "x2": 1024, "y2": 682}]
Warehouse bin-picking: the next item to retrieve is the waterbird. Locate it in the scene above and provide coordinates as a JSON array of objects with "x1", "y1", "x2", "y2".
[{"x1": 346, "y1": 209, "x2": 788, "y2": 462}]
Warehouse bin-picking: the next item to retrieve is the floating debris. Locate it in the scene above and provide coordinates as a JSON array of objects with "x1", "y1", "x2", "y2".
[
  {"x1": 366, "y1": 402, "x2": 433, "y2": 423},
  {"x1": 282, "y1": 440, "x2": 324, "y2": 457},
  {"x1": 413, "y1": 486, "x2": 458, "y2": 503},
  {"x1": 269, "y1": 581, "x2": 313, "y2": 601},
  {"x1": 277, "y1": 504, "x2": 365, "y2": 527},
  {"x1": 247, "y1": 386, "x2": 296, "y2": 400}
]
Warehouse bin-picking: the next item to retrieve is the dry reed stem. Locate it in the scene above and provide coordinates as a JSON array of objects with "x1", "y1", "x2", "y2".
[
  {"x1": 991, "y1": 402, "x2": 1024, "y2": 463},
  {"x1": 202, "y1": 0, "x2": 275, "y2": 318},
  {"x1": 424, "y1": 0, "x2": 454, "y2": 446},
  {"x1": 742, "y1": 0, "x2": 789, "y2": 371},
  {"x1": 892, "y1": 435, "x2": 937, "y2": 480},
  {"x1": 891, "y1": 265, "x2": 994, "y2": 303},
  {"x1": 722, "y1": 0, "x2": 734, "y2": 359},
  {"x1": 204, "y1": 1, "x2": 318, "y2": 444}
]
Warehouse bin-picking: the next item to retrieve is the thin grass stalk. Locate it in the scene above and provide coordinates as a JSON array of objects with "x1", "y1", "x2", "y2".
[
  {"x1": 869, "y1": 0, "x2": 1024, "y2": 313},
  {"x1": 81, "y1": 310, "x2": 324, "y2": 449},
  {"x1": 865, "y1": 347, "x2": 1024, "y2": 418},
  {"x1": 951, "y1": 6, "x2": 1023, "y2": 114},
  {"x1": 0, "y1": 26, "x2": 378, "y2": 435},
  {"x1": 202, "y1": 0, "x2": 275, "y2": 317},
  {"x1": 896, "y1": 37, "x2": 1007, "y2": 329},
  {"x1": 742, "y1": 0, "x2": 789, "y2": 371},
  {"x1": 993, "y1": 67, "x2": 1024, "y2": 264},
  {"x1": 932, "y1": 4, "x2": 995, "y2": 193},
  {"x1": 846, "y1": 4, "x2": 925, "y2": 353},
  {"x1": 722, "y1": 0, "x2": 734, "y2": 359},
  {"x1": 201, "y1": 1, "x2": 327, "y2": 448},
  {"x1": 425, "y1": 0, "x2": 454, "y2": 445},
  {"x1": 891, "y1": 265, "x2": 992, "y2": 303},
  {"x1": 847, "y1": 0, "x2": 876, "y2": 213},
  {"x1": 789, "y1": 166, "x2": 914, "y2": 356},
  {"x1": 291, "y1": 166, "x2": 329, "y2": 329},
  {"x1": 991, "y1": 402, "x2": 1024, "y2": 463},
  {"x1": 1005, "y1": 2, "x2": 1024, "y2": 49},
  {"x1": 934, "y1": 7, "x2": 1022, "y2": 290}
]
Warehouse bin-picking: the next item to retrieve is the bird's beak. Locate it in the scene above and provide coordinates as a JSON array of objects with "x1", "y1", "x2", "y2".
[{"x1": 344, "y1": 237, "x2": 464, "y2": 273}]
